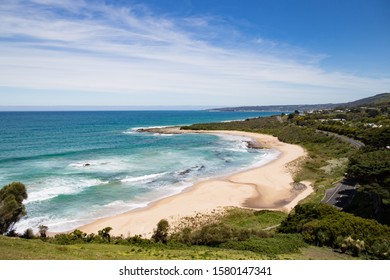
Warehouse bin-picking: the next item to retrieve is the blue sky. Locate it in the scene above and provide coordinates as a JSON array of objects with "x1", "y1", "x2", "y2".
[{"x1": 0, "y1": 0, "x2": 389, "y2": 107}]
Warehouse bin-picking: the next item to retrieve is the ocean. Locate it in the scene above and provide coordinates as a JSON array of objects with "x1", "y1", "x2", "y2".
[{"x1": 0, "y1": 111, "x2": 280, "y2": 233}]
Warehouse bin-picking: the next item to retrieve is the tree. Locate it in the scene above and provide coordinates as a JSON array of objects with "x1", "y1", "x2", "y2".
[
  {"x1": 152, "y1": 219, "x2": 169, "y2": 244},
  {"x1": 366, "y1": 108, "x2": 379, "y2": 118},
  {"x1": 362, "y1": 127, "x2": 390, "y2": 148},
  {"x1": 347, "y1": 149, "x2": 390, "y2": 200},
  {"x1": 0, "y1": 182, "x2": 28, "y2": 234},
  {"x1": 98, "y1": 227, "x2": 112, "y2": 242},
  {"x1": 38, "y1": 225, "x2": 48, "y2": 239}
]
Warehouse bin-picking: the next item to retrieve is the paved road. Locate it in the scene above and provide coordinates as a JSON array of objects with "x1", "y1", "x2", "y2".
[
  {"x1": 322, "y1": 178, "x2": 357, "y2": 209},
  {"x1": 316, "y1": 130, "x2": 365, "y2": 149}
]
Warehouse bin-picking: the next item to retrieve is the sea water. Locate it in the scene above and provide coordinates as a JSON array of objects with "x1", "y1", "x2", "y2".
[{"x1": 0, "y1": 111, "x2": 280, "y2": 233}]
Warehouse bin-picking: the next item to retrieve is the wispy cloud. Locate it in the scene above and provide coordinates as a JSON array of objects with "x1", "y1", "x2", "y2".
[{"x1": 0, "y1": 0, "x2": 389, "y2": 106}]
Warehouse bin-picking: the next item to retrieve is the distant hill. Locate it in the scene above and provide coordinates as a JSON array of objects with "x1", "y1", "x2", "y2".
[
  {"x1": 341, "y1": 92, "x2": 390, "y2": 107},
  {"x1": 210, "y1": 92, "x2": 390, "y2": 112}
]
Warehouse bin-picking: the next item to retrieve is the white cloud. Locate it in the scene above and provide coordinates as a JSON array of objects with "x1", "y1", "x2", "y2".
[{"x1": 0, "y1": 0, "x2": 389, "y2": 106}]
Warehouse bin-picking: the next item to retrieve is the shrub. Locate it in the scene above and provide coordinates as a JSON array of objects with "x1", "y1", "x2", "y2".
[
  {"x1": 22, "y1": 228, "x2": 35, "y2": 239},
  {"x1": 152, "y1": 219, "x2": 170, "y2": 244},
  {"x1": 38, "y1": 225, "x2": 48, "y2": 239},
  {"x1": 220, "y1": 234, "x2": 307, "y2": 256},
  {"x1": 98, "y1": 227, "x2": 112, "y2": 242},
  {"x1": 279, "y1": 203, "x2": 390, "y2": 259}
]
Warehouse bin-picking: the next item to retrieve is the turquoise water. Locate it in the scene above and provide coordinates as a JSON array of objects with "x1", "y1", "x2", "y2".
[{"x1": 0, "y1": 111, "x2": 280, "y2": 233}]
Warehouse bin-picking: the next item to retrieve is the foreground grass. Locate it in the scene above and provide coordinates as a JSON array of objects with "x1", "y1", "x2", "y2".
[
  {"x1": 0, "y1": 209, "x2": 360, "y2": 260},
  {"x1": 0, "y1": 235, "x2": 354, "y2": 260},
  {"x1": 0, "y1": 235, "x2": 262, "y2": 260},
  {"x1": 281, "y1": 246, "x2": 356, "y2": 260}
]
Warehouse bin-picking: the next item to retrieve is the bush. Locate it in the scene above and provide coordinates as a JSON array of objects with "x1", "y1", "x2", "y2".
[
  {"x1": 279, "y1": 203, "x2": 390, "y2": 259},
  {"x1": 193, "y1": 223, "x2": 235, "y2": 246},
  {"x1": 22, "y1": 228, "x2": 35, "y2": 239},
  {"x1": 152, "y1": 219, "x2": 170, "y2": 244},
  {"x1": 98, "y1": 227, "x2": 112, "y2": 242},
  {"x1": 38, "y1": 225, "x2": 48, "y2": 239}
]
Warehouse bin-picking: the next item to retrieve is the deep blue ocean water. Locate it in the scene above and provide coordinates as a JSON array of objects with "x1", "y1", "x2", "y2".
[{"x1": 0, "y1": 111, "x2": 280, "y2": 233}]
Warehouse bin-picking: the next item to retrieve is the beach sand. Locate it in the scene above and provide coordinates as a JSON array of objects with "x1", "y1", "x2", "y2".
[{"x1": 78, "y1": 129, "x2": 313, "y2": 238}]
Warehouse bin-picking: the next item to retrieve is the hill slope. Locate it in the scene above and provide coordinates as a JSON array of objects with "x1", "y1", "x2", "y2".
[{"x1": 210, "y1": 92, "x2": 390, "y2": 112}]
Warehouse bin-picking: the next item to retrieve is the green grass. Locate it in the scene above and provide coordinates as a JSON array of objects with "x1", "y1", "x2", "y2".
[
  {"x1": 216, "y1": 208, "x2": 287, "y2": 230},
  {"x1": 0, "y1": 234, "x2": 355, "y2": 260},
  {"x1": 220, "y1": 234, "x2": 308, "y2": 258},
  {"x1": 0, "y1": 235, "x2": 263, "y2": 260},
  {"x1": 0, "y1": 208, "x2": 364, "y2": 260},
  {"x1": 281, "y1": 246, "x2": 357, "y2": 260}
]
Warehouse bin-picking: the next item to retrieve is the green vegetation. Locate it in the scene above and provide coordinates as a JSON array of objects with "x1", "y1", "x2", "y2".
[
  {"x1": 346, "y1": 148, "x2": 390, "y2": 224},
  {"x1": 1, "y1": 207, "x2": 381, "y2": 260},
  {"x1": 279, "y1": 203, "x2": 390, "y2": 259},
  {"x1": 0, "y1": 182, "x2": 28, "y2": 235},
  {"x1": 0, "y1": 233, "x2": 351, "y2": 260},
  {"x1": 1, "y1": 207, "x2": 350, "y2": 260}
]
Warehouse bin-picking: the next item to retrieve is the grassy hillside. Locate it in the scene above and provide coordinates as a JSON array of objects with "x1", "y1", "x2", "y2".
[
  {"x1": 210, "y1": 92, "x2": 390, "y2": 112},
  {"x1": 0, "y1": 234, "x2": 356, "y2": 260},
  {"x1": 0, "y1": 208, "x2": 355, "y2": 260},
  {"x1": 344, "y1": 92, "x2": 390, "y2": 107}
]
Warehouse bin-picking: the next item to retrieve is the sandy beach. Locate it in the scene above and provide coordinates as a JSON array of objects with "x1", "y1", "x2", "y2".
[{"x1": 78, "y1": 129, "x2": 313, "y2": 238}]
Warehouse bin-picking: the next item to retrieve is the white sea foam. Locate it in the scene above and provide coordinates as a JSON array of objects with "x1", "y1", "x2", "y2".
[
  {"x1": 215, "y1": 134, "x2": 253, "y2": 150},
  {"x1": 68, "y1": 159, "x2": 112, "y2": 168},
  {"x1": 14, "y1": 214, "x2": 86, "y2": 234},
  {"x1": 227, "y1": 147, "x2": 248, "y2": 153},
  {"x1": 68, "y1": 158, "x2": 133, "y2": 172},
  {"x1": 26, "y1": 178, "x2": 107, "y2": 203},
  {"x1": 14, "y1": 215, "x2": 50, "y2": 233},
  {"x1": 250, "y1": 149, "x2": 281, "y2": 168},
  {"x1": 102, "y1": 200, "x2": 149, "y2": 212},
  {"x1": 152, "y1": 133, "x2": 174, "y2": 137},
  {"x1": 121, "y1": 172, "x2": 167, "y2": 184},
  {"x1": 122, "y1": 129, "x2": 139, "y2": 135}
]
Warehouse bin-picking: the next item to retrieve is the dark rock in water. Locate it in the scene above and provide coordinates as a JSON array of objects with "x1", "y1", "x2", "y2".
[
  {"x1": 83, "y1": 163, "x2": 91, "y2": 167},
  {"x1": 179, "y1": 168, "x2": 192, "y2": 176},
  {"x1": 245, "y1": 141, "x2": 262, "y2": 149},
  {"x1": 179, "y1": 165, "x2": 206, "y2": 176}
]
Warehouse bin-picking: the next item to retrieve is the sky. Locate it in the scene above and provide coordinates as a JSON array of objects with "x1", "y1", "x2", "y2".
[{"x1": 0, "y1": 0, "x2": 389, "y2": 108}]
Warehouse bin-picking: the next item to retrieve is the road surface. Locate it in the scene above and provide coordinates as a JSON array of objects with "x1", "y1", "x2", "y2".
[
  {"x1": 322, "y1": 178, "x2": 357, "y2": 209},
  {"x1": 316, "y1": 130, "x2": 365, "y2": 149}
]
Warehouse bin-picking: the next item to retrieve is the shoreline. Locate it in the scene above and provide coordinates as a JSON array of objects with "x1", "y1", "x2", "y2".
[{"x1": 77, "y1": 128, "x2": 313, "y2": 238}]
